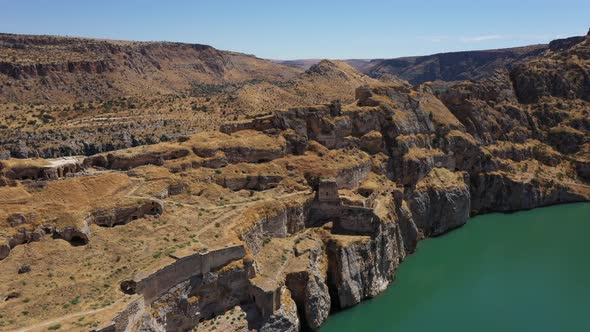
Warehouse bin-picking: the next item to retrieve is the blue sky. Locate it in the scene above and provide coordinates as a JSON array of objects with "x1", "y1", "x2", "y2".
[{"x1": 1, "y1": 0, "x2": 588, "y2": 59}]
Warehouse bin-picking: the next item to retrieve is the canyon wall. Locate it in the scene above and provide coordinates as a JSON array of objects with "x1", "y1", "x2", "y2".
[{"x1": 3, "y1": 31, "x2": 589, "y2": 332}]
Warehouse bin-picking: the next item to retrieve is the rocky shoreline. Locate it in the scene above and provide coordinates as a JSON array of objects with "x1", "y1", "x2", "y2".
[
  {"x1": 89, "y1": 78, "x2": 588, "y2": 331},
  {"x1": 0, "y1": 31, "x2": 588, "y2": 332}
]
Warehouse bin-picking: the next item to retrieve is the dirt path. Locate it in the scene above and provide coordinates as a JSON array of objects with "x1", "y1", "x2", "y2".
[
  {"x1": 15, "y1": 186, "x2": 312, "y2": 331},
  {"x1": 13, "y1": 298, "x2": 125, "y2": 332}
]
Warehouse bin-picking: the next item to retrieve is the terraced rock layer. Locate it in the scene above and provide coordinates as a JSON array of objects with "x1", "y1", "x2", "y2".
[{"x1": 0, "y1": 31, "x2": 589, "y2": 332}]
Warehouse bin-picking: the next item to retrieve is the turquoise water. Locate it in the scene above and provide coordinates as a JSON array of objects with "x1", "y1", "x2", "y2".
[{"x1": 320, "y1": 203, "x2": 590, "y2": 332}]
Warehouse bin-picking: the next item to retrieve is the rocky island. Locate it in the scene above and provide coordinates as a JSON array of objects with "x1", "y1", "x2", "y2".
[{"x1": 0, "y1": 27, "x2": 589, "y2": 332}]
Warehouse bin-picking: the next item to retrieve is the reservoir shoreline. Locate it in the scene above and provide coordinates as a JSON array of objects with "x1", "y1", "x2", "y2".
[{"x1": 320, "y1": 202, "x2": 590, "y2": 332}]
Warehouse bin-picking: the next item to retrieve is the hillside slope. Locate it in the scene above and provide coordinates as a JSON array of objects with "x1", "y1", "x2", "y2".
[
  {"x1": 0, "y1": 35, "x2": 381, "y2": 158},
  {"x1": 276, "y1": 45, "x2": 549, "y2": 85},
  {"x1": 362, "y1": 45, "x2": 547, "y2": 85},
  {"x1": 0, "y1": 33, "x2": 302, "y2": 103},
  {"x1": 1, "y1": 49, "x2": 588, "y2": 332}
]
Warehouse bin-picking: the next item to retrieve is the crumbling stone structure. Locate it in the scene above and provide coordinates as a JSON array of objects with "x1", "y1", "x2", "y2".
[
  {"x1": 249, "y1": 278, "x2": 282, "y2": 321},
  {"x1": 317, "y1": 178, "x2": 340, "y2": 204},
  {"x1": 125, "y1": 245, "x2": 247, "y2": 303}
]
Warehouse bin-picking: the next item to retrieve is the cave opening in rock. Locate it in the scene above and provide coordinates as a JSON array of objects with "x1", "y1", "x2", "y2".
[
  {"x1": 52, "y1": 232, "x2": 87, "y2": 246},
  {"x1": 120, "y1": 280, "x2": 137, "y2": 295},
  {"x1": 68, "y1": 236, "x2": 87, "y2": 247},
  {"x1": 110, "y1": 221, "x2": 129, "y2": 227}
]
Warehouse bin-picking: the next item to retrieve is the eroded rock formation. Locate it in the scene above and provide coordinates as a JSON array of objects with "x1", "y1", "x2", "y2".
[{"x1": 0, "y1": 31, "x2": 589, "y2": 332}]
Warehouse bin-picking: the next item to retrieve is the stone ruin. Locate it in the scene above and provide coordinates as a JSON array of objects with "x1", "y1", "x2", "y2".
[{"x1": 316, "y1": 178, "x2": 340, "y2": 204}]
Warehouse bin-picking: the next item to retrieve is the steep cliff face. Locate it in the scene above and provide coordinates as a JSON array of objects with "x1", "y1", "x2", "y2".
[
  {"x1": 285, "y1": 237, "x2": 331, "y2": 331},
  {"x1": 326, "y1": 220, "x2": 404, "y2": 308},
  {"x1": 407, "y1": 168, "x2": 471, "y2": 236},
  {"x1": 2, "y1": 32, "x2": 590, "y2": 332},
  {"x1": 470, "y1": 171, "x2": 587, "y2": 213},
  {"x1": 511, "y1": 34, "x2": 590, "y2": 104}
]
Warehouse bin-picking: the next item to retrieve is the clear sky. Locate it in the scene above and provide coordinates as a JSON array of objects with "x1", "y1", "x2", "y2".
[{"x1": 1, "y1": 0, "x2": 588, "y2": 59}]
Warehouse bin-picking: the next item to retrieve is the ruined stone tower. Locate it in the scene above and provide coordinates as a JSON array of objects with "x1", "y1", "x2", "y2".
[{"x1": 317, "y1": 178, "x2": 340, "y2": 204}]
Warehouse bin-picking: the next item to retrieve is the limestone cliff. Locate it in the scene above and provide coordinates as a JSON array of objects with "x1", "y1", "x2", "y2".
[{"x1": 1, "y1": 32, "x2": 589, "y2": 332}]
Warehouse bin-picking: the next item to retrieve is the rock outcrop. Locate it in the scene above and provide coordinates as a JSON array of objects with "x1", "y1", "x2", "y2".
[
  {"x1": 259, "y1": 288, "x2": 300, "y2": 332},
  {"x1": 285, "y1": 237, "x2": 330, "y2": 331},
  {"x1": 87, "y1": 199, "x2": 163, "y2": 227},
  {"x1": 0, "y1": 157, "x2": 83, "y2": 183},
  {"x1": 2, "y1": 30, "x2": 590, "y2": 332},
  {"x1": 407, "y1": 168, "x2": 471, "y2": 236}
]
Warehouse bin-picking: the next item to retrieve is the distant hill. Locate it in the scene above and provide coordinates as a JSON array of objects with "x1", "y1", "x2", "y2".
[
  {"x1": 361, "y1": 45, "x2": 547, "y2": 85},
  {"x1": 0, "y1": 34, "x2": 381, "y2": 158},
  {"x1": 0, "y1": 33, "x2": 302, "y2": 103},
  {"x1": 2, "y1": 31, "x2": 589, "y2": 160},
  {"x1": 275, "y1": 44, "x2": 548, "y2": 85},
  {"x1": 271, "y1": 59, "x2": 323, "y2": 71}
]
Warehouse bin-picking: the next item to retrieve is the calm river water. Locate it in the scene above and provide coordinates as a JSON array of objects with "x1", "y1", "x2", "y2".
[{"x1": 320, "y1": 202, "x2": 590, "y2": 332}]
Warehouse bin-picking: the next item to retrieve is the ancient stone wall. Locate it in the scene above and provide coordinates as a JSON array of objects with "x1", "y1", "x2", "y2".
[
  {"x1": 94, "y1": 297, "x2": 146, "y2": 332},
  {"x1": 134, "y1": 245, "x2": 246, "y2": 303},
  {"x1": 219, "y1": 115, "x2": 276, "y2": 134},
  {"x1": 241, "y1": 198, "x2": 313, "y2": 254},
  {"x1": 334, "y1": 207, "x2": 381, "y2": 235},
  {"x1": 84, "y1": 148, "x2": 190, "y2": 170},
  {"x1": 335, "y1": 161, "x2": 371, "y2": 189},
  {"x1": 249, "y1": 279, "x2": 282, "y2": 321}
]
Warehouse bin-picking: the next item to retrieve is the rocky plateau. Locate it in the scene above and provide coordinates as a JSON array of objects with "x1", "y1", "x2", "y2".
[{"x1": 0, "y1": 30, "x2": 589, "y2": 332}]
